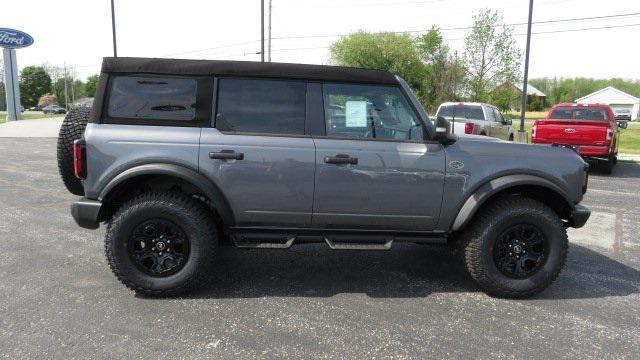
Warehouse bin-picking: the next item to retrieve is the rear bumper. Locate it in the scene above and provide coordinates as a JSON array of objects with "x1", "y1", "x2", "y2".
[
  {"x1": 569, "y1": 204, "x2": 590, "y2": 228},
  {"x1": 533, "y1": 141, "x2": 611, "y2": 158},
  {"x1": 578, "y1": 145, "x2": 611, "y2": 157},
  {"x1": 70, "y1": 198, "x2": 102, "y2": 229}
]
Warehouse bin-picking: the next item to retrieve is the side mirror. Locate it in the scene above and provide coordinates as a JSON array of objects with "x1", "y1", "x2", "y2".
[
  {"x1": 617, "y1": 121, "x2": 628, "y2": 129},
  {"x1": 434, "y1": 116, "x2": 457, "y2": 144},
  {"x1": 504, "y1": 118, "x2": 513, "y2": 125}
]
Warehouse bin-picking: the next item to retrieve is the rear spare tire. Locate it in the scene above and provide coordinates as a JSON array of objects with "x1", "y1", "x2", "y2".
[{"x1": 57, "y1": 107, "x2": 90, "y2": 195}]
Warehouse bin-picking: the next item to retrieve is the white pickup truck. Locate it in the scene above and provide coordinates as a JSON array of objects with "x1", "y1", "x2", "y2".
[{"x1": 435, "y1": 102, "x2": 514, "y2": 141}]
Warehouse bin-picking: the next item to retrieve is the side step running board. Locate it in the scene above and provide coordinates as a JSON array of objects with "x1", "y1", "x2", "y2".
[
  {"x1": 324, "y1": 236, "x2": 393, "y2": 251},
  {"x1": 232, "y1": 234, "x2": 296, "y2": 249}
]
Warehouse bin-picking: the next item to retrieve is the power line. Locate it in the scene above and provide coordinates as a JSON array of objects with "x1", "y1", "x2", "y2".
[
  {"x1": 444, "y1": 22, "x2": 640, "y2": 41},
  {"x1": 271, "y1": 11, "x2": 640, "y2": 40},
  {"x1": 163, "y1": 11, "x2": 640, "y2": 58},
  {"x1": 237, "y1": 21, "x2": 640, "y2": 55}
]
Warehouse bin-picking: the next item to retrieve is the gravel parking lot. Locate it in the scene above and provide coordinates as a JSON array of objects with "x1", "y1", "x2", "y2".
[{"x1": 0, "y1": 138, "x2": 638, "y2": 359}]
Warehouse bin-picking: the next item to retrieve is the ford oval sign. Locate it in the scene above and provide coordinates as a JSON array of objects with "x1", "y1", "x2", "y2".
[{"x1": 0, "y1": 28, "x2": 34, "y2": 49}]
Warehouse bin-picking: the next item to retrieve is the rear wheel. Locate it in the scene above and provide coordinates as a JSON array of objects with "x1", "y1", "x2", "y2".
[
  {"x1": 105, "y1": 191, "x2": 217, "y2": 296},
  {"x1": 599, "y1": 158, "x2": 614, "y2": 174},
  {"x1": 57, "y1": 107, "x2": 90, "y2": 195},
  {"x1": 461, "y1": 196, "x2": 568, "y2": 298}
]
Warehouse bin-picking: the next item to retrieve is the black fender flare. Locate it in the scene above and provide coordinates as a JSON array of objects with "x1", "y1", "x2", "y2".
[
  {"x1": 99, "y1": 163, "x2": 235, "y2": 226},
  {"x1": 451, "y1": 174, "x2": 573, "y2": 231}
]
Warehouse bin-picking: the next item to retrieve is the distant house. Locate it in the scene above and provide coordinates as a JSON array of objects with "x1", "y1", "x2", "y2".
[
  {"x1": 496, "y1": 83, "x2": 547, "y2": 111},
  {"x1": 576, "y1": 87, "x2": 639, "y2": 121}
]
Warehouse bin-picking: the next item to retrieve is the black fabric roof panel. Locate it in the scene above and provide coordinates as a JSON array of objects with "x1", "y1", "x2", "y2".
[{"x1": 101, "y1": 57, "x2": 398, "y2": 85}]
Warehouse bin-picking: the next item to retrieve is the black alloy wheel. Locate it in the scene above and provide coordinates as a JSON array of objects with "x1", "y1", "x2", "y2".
[
  {"x1": 129, "y1": 219, "x2": 190, "y2": 277},
  {"x1": 493, "y1": 224, "x2": 548, "y2": 279}
]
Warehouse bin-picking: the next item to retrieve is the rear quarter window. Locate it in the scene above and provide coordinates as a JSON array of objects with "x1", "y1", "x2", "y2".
[{"x1": 105, "y1": 75, "x2": 212, "y2": 126}]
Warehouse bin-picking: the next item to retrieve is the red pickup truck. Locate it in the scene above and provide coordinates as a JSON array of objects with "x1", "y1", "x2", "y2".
[{"x1": 532, "y1": 103, "x2": 627, "y2": 173}]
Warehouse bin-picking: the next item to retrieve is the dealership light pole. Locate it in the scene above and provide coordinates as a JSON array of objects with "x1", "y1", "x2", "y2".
[
  {"x1": 268, "y1": 0, "x2": 272, "y2": 62},
  {"x1": 111, "y1": 0, "x2": 118, "y2": 57},
  {"x1": 517, "y1": 0, "x2": 534, "y2": 143}
]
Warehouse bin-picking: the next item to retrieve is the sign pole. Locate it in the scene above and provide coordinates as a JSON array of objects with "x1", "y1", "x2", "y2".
[
  {"x1": 2, "y1": 48, "x2": 21, "y2": 121},
  {"x1": 0, "y1": 28, "x2": 34, "y2": 121}
]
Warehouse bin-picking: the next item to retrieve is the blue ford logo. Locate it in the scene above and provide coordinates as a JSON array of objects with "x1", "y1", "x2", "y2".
[{"x1": 0, "y1": 28, "x2": 34, "y2": 49}]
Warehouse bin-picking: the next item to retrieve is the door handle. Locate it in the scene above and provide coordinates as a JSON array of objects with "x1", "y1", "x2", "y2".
[
  {"x1": 324, "y1": 154, "x2": 358, "y2": 165},
  {"x1": 209, "y1": 150, "x2": 244, "y2": 160}
]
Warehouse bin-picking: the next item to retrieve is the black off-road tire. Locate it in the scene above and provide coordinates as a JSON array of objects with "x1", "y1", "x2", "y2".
[
  {"x1": 599, "y1": 158, "x2": 614, "y2": 174},
  {"x1": 461, "y1": 196, "x2": 568, "y2": 298},
  {"x1": 105, "y1": 191, "x2": 218, "y2": 296},
  {"x1": 56, "y1": 107, "x2": 90, "y2": 195}
]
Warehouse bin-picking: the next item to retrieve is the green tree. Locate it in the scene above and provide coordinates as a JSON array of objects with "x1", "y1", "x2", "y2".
[
  {"x1": 52, "y1": 77, "x2": 84, "y2": 107},
  {"x1": 0, "y1": 82, "x2": 6, "y2": 111},
  {"x1": 19, "y1": 66, "x2": 52, "y2": 107},
  {"x1": 330, "y1": 31, "x2": 427, "y2": 92},
  {"x1": 464, "y1": 9, "x2": 521, "y2": 102},
  {"x1": 84, "y1": 74, "x2": 99, "y2": 97},
  {"x1": 492, "y1": 85, "x2": 519, "y2": 111},
  {"x1": 415, "y1": 28, "x2": 467, "y2": 110},
  {"x1": 530, "y1": 77, "x2": 640, "y2": 106}
]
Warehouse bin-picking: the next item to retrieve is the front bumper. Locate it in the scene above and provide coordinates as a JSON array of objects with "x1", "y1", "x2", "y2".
[
  {"x1": 568, "y1": 204, "x2": 590, "y2": 228},
  {"x1": 70, "y1": 198, "x2": 102, "y2": 229}
]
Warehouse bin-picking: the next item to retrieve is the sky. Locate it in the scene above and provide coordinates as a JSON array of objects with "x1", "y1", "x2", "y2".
[{"x1": 3, "y1": 0, "x2": 640, "y2": 81}]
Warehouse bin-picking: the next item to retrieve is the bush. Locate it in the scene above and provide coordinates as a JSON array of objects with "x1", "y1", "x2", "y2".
[{"x1": 38, "y1": 93, "x2": 58, "y2": 107}]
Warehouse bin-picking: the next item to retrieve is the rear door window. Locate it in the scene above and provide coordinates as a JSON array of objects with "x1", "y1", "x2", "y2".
[
  {"x1": 106, "y1": 75, "x2": 212, "y2": 125},
  {"x1": 485, "y1": 106, "x2": 497, "y2": 121},
  {"x1": 215, "y1": 78, "x2": 306, "y2": 135}
]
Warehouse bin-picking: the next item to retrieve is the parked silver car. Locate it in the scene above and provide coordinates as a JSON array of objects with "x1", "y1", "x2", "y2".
[{"x1": 436, "y1": 102, "x2": 514, "y2": 141}]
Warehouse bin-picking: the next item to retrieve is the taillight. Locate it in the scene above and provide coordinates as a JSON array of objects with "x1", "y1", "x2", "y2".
[
  {"x1": 73, "y1": 139, "x2": 86, "y2": 179},
  {"x1": 464, "y1": 122, "x2": 475, "y2": 134},
  {"x1": 606, "y1": 129, "x2": 613, "y2": 141}
]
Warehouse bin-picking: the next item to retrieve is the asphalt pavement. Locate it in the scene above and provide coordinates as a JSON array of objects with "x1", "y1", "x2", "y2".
[{"x1": 0, "y1": 138, "x2": 638, "y2": 359}]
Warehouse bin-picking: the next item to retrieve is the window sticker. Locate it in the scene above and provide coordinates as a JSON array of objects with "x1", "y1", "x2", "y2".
[{"x1": 345, "y1": 101, "x2": 368, "y2": 127}]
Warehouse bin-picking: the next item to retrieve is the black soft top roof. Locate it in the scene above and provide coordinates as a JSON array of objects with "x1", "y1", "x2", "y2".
[{"x1": 101, "y1": 57, "x2": 398, "y2": 85}]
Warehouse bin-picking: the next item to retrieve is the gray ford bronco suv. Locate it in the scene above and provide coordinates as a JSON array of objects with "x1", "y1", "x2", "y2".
[{"x1": 57, "y1": 57, "x2": 590, "y2": 298}]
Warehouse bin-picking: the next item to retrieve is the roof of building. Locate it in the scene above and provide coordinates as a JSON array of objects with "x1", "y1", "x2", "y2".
[
  {"x1": 513, "y1": 83, "x2": 546, "y2": 97},
  {"x1": 101, "y1": 57, "x2": 399, "y2": 85},
  {"x1": 576, "y1": 86, "x2": 640, "y2": 104}
]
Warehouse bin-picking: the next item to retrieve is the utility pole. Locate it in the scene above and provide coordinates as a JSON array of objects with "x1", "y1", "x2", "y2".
[
  {"x1": 268, "y1": 0, "x2": 272, "y2": 62},
  {"x1": 71, "y1": 68, "x2": 76, "y2": 105},
  {"x1": 261, "y1": 0, "x2": 265, "y2": 62},
  {"x1": 63, "y1": 62, "x2": 69, "y2": 110},
  {"x1": 517, "y1": 0, "x2": 534, "y2": 143},
  {"x1": 111, "y1": 0, "x2": 118, "y2": 57}
]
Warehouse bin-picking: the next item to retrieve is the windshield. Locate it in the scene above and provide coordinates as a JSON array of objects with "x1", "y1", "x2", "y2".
[
  {"x1": 437, "y1": 105, "x2": 485, "y2": 120},
  {"x1": 550, "y1": 107, "x2": 609, "y2": 121}
]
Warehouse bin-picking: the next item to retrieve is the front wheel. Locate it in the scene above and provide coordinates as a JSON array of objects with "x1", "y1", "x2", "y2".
[
  {"x1": 105, "y1": 191, "x2": 218, "y2": 296},
  {"x1": 461, "y1": 196, "x2": 568, "y2": 298}
]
